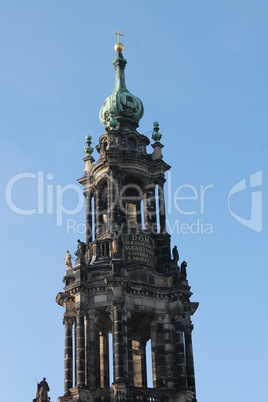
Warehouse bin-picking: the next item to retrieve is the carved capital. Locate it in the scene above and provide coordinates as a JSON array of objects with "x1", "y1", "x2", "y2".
[
  {"x1": 171, "y1": 313, "x2": 182, "y2": 324},
  {"x1": 74, "y1": 304, "x2": 87, "y2": 316},
  {"x1": 184, "y1": 323, "x2": 194, "y2": 335},
  {"x1": 83, "y1": 189, "x2": 92, "y2": 199},
  {"x1": 63, "y1": 316, "x2": 74, "y2": 326}
]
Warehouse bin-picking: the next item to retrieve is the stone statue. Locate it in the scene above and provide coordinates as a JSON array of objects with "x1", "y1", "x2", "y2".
[
  {"x1": 34, "y1": 378, "x2": 50, "y2": 402},
  {"x1": 111, "y1": 235, "x2": 119, "y2": 254},
  {"x1": 172, "y1": 245, "x2": 179, "y2": 265},
  {"x1": 152, "y1": 121, "x2": 162, "y2": 142},
  {"x1": 108, "y1": 108, "x2": 117, "y2": 130},
  {"x1": 75, "y1": 239, "x2": 86, "y2": 260},
  {"x1": 65, "y1": 250, "x2": 73, "y2": 270},
  {"x1": 181, "y1": 260, "x2": 187, "y2": 280}
]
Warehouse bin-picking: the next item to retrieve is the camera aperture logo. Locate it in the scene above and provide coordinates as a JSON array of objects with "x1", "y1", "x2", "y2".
[{"x1": 228, "y1": 170, "x2": 262, "y2": 233}]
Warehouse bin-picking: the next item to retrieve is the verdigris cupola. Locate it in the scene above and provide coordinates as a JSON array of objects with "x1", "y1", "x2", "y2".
[{"x1": 99, "y1": 39, "x2": 144, "y2": 131}]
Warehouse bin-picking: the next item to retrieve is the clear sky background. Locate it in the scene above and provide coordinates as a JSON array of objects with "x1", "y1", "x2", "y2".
[{"x1": 0, "y1": 1, "x2": 267, "y2": 401}]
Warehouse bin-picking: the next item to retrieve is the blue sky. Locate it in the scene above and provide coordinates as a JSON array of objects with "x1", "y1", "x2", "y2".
[{"x1": 0, "y1": 1, "x2": 267, "y2": 401}]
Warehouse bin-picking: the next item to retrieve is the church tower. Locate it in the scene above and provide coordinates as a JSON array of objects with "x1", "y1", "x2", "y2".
[{"x1": 56, "y1": 37, "x2": 198, "y2": 402}]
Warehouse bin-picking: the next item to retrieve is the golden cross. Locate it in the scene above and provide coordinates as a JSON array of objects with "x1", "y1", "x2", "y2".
[{"x1": 114, "y1": 29, "x2": 123, "y2": 43}]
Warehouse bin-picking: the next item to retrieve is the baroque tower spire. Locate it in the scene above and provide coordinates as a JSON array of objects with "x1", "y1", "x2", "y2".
[{"x1": 56, "y1": 36, "x2": 198, "y2": 402}]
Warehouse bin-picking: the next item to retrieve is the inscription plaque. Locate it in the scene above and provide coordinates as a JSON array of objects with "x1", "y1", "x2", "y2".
[{"x1": 123, "y1": 234, "x2": 154, "y2": 267}]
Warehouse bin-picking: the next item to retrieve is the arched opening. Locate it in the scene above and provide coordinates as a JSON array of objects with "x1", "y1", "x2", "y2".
[
  {"x1": 155, "y1": 185, "x2": 160, "y2": 233},
  {"x1": 94, "y1": 180, "x2": 108, "y2": 238},
  {"x1": 101, "y1": 182, "x2": 108, "y2": 233},
  {"x1": 109, "y1": 333, "x2": 114, "y2": 386},
  {"x1": 140, "y1": 198, "x2": 144, "y2": 229},
  {"x1": 98, "y1": 315, "x2": 112, "y2": 388},
  {"x1": 146, "y1": 339, "x2": 153, "y2": 388},
  {"x1": 131, "y1": 312, "x2": 153, "y2": 389},
  {"x1": 92, "y1": 195, "x2": 95, "y2": 241},
  {"x1": 121, "y1": 176, "x2": 143, "y2": 230}
]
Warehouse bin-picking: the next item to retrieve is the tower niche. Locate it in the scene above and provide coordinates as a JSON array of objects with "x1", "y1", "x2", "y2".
[{"x1": 56, "y1": 37, "x2": 198, "y2": 402}]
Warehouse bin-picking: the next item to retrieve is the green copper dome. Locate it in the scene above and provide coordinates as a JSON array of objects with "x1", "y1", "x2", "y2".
[{"x1": 99, "y1": 48, "x2": 144, "y2": 130}]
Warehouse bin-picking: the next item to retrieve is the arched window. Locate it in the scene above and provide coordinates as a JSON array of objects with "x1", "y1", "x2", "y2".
[
  {"x1": 101, "y1": 182, "x2": 108, "y2": 232},
  {"x1": 98, "y1": 316, "x2": 112, "y2": 388},
  {"x1": 122, "y1": 176, "x2": 143, "y2": 228},
  {"x1": 146, "y1": 339, "x2": 153, "y2": 388}
]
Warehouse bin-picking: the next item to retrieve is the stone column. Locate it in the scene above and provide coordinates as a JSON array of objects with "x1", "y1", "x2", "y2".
[
  {"x1": 86, "y1": 311, "x2": 97, "y2": 387},
  {"x1": 136, "y1": 201, "x2": 142, "y2": 226},
  {"x1": 84, "y1": 313, "x2": 90, "y2": 387},
  {"x1": 175, "y1": 319, "x2": 187, "y2": 390},
  {"x1": 120, "y1": 175, "x2": 127, "y2": 228},
  {"x1": 143, "y1": 189, "x2": 149, "y2": 230},
  {"x1": 184, "y1": 326, "x2": 196, "y2": 393},
  {"x1": 144, "y1": 182, "x2": 156, "y2": 232},
  {"x1": 132, "y1": 339, "x2": 141, "y2": 387},
  {"x1": 85, "y1": 190, "x2": 92, "y2": 244},
  {"x1": 95, "y1": 324, "x2": 100, "y2": 387},
  {"x1": 99, "y1": 328, "x2": 109, "y2": 387},
  {"x1": 132, "y1": 338, "x2": 147, "y2": 388},
  {"x1": 150, "y1": 184, "x2": 157, "y2": 234},
  {"x1": 163, "y1": 314, "x2": 174, "y2": 389},
  {"x1": 140, "y1": 339, "x2": 147, "y2": 388},
  {"x1": 150, "y1": 319, "x2": 157, "y2": 388},
  {"x1": 113, "y1": 304, "x2": 124, "y2": 382},
  {"x1": 76, "y1": 310, "x2": 85, "y2": 386},
  {"x1": 158, "y1": 181, "x2": 166, "y2": 233},
  {"x1": 156, "y1": 317, "x2": 166, "y2": 388},
  {"x1": 94, "y1": 187, "x2": 103, "y2": 238},
  {"x1": 64, "y1": 317, "x2": 73, "y2": 394},
  {"x1": 126, "y1": 311, "x2": 133, "y2": 387},
  {"x1": 116, "y1": 175, "x2": 123, "y2": 228},
  {"x1": 74, "y1": 320, "x2": 77, "y2": 386},
  {"x1": 108, "y1": 170, "x2": 117, "y2": 233}
]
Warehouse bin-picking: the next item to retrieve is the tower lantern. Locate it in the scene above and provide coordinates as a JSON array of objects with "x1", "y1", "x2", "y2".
[{"x1": 56, "y1": 38, "x2": 198, "y2": 402}]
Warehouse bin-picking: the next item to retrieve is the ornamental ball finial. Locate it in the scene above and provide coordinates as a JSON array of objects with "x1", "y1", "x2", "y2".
[{"x1": 114, "y1": 42, "x2": 124, "y2": 53}]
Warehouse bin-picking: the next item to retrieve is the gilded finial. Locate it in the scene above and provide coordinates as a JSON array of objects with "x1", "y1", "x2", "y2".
[{"x1": 114, "y1": 29, "x2": 124, "y2": 53}]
